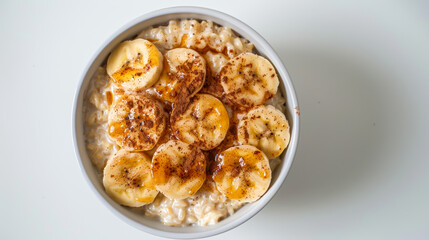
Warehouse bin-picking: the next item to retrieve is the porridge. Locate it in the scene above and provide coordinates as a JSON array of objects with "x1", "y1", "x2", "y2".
[{"x1": 84, "y1": 19, "x2": 290, "y2": 226}]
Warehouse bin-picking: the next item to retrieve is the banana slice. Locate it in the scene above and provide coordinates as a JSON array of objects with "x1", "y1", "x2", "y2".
[
  {"x1": 103, "y1": 150, "x2": 158, "y2": 207},
  {"x1": 219, "y1": 52, "x2": 279, "y2": 107},
  {"x1": 237, "y1": 105, "x2": 290, "y2": 158},
  {"x1": 108, "y1": 93, "x2": 167, "y2": 151},
  {"x1": 171, "y1": 94, "x2": 229, "y2": 151},
  {"x1": 212, "y1": 145, "x2": 271, "y2": 203},
  {"x1": 106, "y1": 38, "x2": 163, "y2": 91},
  {"x1": 154, "y1": 48, "x2": 206, "y2": 102},
  {"x1": 151, "y1": 140, "x2": 206, "y2": 199}
]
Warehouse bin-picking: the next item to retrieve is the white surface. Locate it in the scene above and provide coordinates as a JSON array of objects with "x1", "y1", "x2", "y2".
[{"x1": 1, "y1": 0, "x2": 428, "y2": 239}]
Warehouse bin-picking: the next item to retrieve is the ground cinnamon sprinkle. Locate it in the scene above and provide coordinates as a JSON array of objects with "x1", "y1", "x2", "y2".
[{"x1": 85, "y1": 19, "x2": 290, "y2": 227}]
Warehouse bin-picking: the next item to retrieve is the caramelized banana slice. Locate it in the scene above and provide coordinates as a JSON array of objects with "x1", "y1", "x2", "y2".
[
  {"x1": 151, "y1": 140, "x2": 206, "y2": 199},
  {"x1": 172, "y1": 94, "x2": 229, "y2": 151},
  {"x1": 108, "y1": 94, "x2": 166, "y2": 151},
  {"x1": 154, "y1": 48, "x2": 206, "y2": 102},
  {"x1": 219, "y1": 52, "x2": 279, "y2": 107},
  {"x1": 103, "y1": 150, "x2": 158, "y2": 207},
  {"x1": 213, "y1": 145, "x2": 271, "y2": 203},
  {"x1": 106, "y1": 39, "x2": 163, "y2": 91},
  {"x1": 237, "y1": 105, "x2": 290, "y2": 158}
]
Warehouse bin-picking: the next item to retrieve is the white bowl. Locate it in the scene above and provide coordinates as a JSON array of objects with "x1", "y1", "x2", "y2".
[{"x1": 72, "y1": 6, "x2": 299, "y2": 239}]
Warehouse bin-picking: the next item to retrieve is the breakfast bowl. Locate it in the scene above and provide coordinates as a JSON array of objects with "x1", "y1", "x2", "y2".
[{"x1": 72, "y1": 6, "x2": 299, "y2": 239}]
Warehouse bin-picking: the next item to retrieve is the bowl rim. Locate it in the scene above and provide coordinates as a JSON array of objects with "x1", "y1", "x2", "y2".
[{"x1": 72, "y1": 6, "x2": 299, "y2": 239}]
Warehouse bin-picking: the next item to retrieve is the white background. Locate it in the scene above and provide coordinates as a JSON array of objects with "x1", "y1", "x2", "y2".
[{"x1": 1, "y1": 1, "x2": 428, "y2": 239}]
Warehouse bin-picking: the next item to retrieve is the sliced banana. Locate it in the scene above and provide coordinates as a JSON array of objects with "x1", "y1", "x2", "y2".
[
  {"x1": 103, "y1": 150, "x2": 158, "y2": 207},
  {"x1": 151, "y1": 140, "x2": 206, "y2": 199},
  {"x1": 106, "y1": 38, "x2": 163, "y2": 91},
  {"x1": 219, "y1": 52, "x2": 279, "y2": 108},
  {"x1": 212, "y1": 145, "x2": 271, "y2": 203},
  {"x1": 108, "y1": 94, "x2": 167, "y2": 151},
  {"x1": 154, "y1": 48, "x2": 206, "y2": 102},
  {"x1": 171, "y1": 94, "x2": 229, "y2": 151},
  {"x1": 237, "y1": 105, "x2": 290, "y2": 158}
]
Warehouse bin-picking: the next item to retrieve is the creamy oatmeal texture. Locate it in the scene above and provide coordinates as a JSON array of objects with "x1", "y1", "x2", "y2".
[{"x1": 84, "y1": 19, "x2": 288, "y2": 226}]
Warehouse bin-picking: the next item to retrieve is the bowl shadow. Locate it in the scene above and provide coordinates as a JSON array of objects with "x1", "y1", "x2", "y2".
[{"x1": 266, "y1": 45, "x2": 392, "y2": 211}]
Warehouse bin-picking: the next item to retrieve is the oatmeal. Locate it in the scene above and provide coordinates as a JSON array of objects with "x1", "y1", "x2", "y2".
[{"x1": 84, "y1": 19, "x2": 289, "y2": 226}]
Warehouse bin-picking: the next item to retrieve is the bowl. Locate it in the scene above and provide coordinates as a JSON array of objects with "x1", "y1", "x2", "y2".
[{"x1": 72, "y1": 6, "x2": 299, "y2": 239}]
